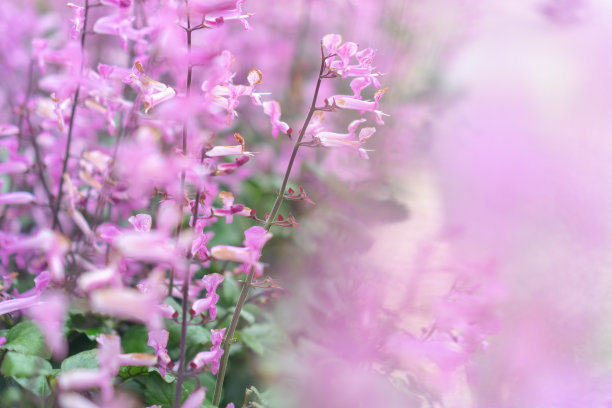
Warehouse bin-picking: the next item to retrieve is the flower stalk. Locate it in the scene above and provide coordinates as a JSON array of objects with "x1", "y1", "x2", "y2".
[{"x1": 211, "y1": 44, "x2": 327, "y2": 407}]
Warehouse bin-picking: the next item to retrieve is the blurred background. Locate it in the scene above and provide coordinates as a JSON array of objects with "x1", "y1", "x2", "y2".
[
  {"x1": 223, "y1": 0, "x2": 612, "y2": 407},
  {"x1": 3, "y1": 0, "x2": 612, "y2": 407}
]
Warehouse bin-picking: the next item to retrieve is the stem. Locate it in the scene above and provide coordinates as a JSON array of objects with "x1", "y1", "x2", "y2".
[
  {"x1": 169, "y1": 12, "x2": 194, "y2": 298},
  {"x1": 212, "y1": 48, "x2": 327, "y2": 407},
  {"x1": 173, "y1": 152, "x2": 203, "y2": 408},
  {"x1": 172, "y1": 6, "x2": 195, "y2": 407},
  {"x1": 52, "y1": 0, "x2": 90, "y2": 230},
  {"x1": 25, "y1": 115, "x2": 62, "y2": 232}
]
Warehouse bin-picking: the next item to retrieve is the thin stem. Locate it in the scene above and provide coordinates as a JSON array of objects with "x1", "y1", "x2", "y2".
[
  {"x1": 25, "y1": 115, "x2": 62, "y2": 231},
  {"x1": 52, "y1": 0, "x2": 90, "y2": 230},
  {"x1": 172, "y1": 6, "x2": 196, "y2": 407},
  {"x1": 173, "y1": 152, "x2": 204, "y2": 408},
  {"x1": 169, "y1": 13, "x2": 194, "y2": 298},
  {"x1": 212, "y1": 48, "x2": 327, "y2": 407}
]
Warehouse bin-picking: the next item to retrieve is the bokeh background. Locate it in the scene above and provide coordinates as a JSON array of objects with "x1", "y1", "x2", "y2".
[
  {"x1": 228, "y1": 0, "x2": 612, "y2": 407},
  {"x1": 3, "y1": 0, "x2": 612, "y2": 407}
]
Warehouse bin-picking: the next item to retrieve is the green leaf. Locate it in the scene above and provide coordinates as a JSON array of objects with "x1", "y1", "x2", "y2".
[
  {"x1": 138, "y1": 372, "x2": 195, "y2": 408},
  {"x1": 66, "y1": 312, "x2": 108, "y2": 340},
  {"x1": 3, "y1": 321, "x2": 49, "y2": 358},
  {"x1": 221, "y1": 274, "x2": 240, "y2": 305},
  {"x1": 60, "y1": 349, "x2": 99, "y2": 371},
  {"x1": 13, "y1": 375, "x2": 52, "y2": 397},
  {"x1": 118, "y1": 365, "x2": 149, "y2": 380},
  {"x1": 1, "y1": 352, "x2": 52, "y2": 378},
  {"x1": 165, "y1": 320, "x2": 211, "y2": 349},
  {"x1": 122, "y1": 325, "x2": 150, "y2": 353},
  {"x1": 236, "y1": 331, "x2": 264, "y2": 355}
]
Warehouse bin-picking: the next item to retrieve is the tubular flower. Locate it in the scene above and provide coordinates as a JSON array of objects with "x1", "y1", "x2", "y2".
[
  {"x1": 189, "y1": 328, "x2": 226, "y2": 374},
  {"x1": 210, "y1": 226, "x2": 272, "y2": 276},
  {"x1": 147, "y1": 329, "x2": 173, "y2": 377},
  {"x1": 262, "y1": 100, "x2": 291, "y2": 138},
  {"x1": 123, "y1": 61, "x2": 176, "y2": 113},
  {"x1": 190, "y1": 273, "x2": 224, "y2": 319},
  {"x1": 325, "y1": 88, "x2": 388, "y2": 125},
  {"x1": 312, "y1": 118, "x2": 376, "y2": 159}
]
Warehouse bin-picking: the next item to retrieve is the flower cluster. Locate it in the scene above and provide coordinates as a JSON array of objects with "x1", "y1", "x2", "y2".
[{"x1": 0, "y1": 0, "x2": 384, "y2": 406}]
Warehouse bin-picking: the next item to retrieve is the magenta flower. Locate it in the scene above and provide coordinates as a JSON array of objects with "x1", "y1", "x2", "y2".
[
  {"x1": 210, "y1": 226, "x2": 272, "y2": 276},
  {"x1": 262, "y1": 100, "x2": 291, "y2": 138},
  {"x1": 147, "y1": 329, "x2": 173, "y2": 377},
  {"x1": 66, "y1": 3, "x2": 85, "y2": 40},
  {"x1": 93, "y1": 8, "x2": 149, "y2": 51},
  {"x1": 189, "y1": 328, "x2": 226, "y2": 374},
  {"x1": 190, "y1": 273, "x2": 224, "y2": 319}
]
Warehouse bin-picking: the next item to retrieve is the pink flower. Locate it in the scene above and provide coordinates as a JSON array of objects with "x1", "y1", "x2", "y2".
[
  {"x1": 206, "y1": 134, "x2": 253, "y2": 158},
  {"x1": 262, "y1": 100, "x2": 291, "y2": 138},
  {"x1": 123, "y1": 61, "x2": 176, "y2": 113},
  {"x1": 180, "y1": 387, "x2": 206, "y2": 408},
  {"x1": 325, "y1": 88, "x2": 388, "y2": 125},
  {"x1": 26, "y1": 292, "x2": 68, "y2": 358},
  {"x1": 0, "y1": 191, "x2": 35, "y2": 205},
  {"x1": 93, "y1": 9, "x2": 149, "y2": 51},
  {"x1": 189, "y1": 328, "x2": 226, "y2": 374},
  {"x1": 191, "y1": 218, "x2": 213, "y2": 260},
  {"x1": 312, "y1": 118, "x2": 376, "y2": 159},
  {"x1": 128, "y1": 213, "x2": 152, "y2": 232},
  {"x1": 210, "y1": 226, "x2": 272, "y2": 276},
  {"x1": 90, "y1": 286, "x2": 162, "y2": 330},
  {"x1": 66, "y1": 3, "x2": 85, "y2": 40},
  {"x1": 190, "y1": 273, "x2": 224, "y2": 319},
  {"x1": 147, "y1": 329, "x2": 173, "y2": 377},
  {"x1": 192, "y1": 0, "x2": 252, "y2": 30},
  {"x1": 4, "y1": 231, "x2": 69, "y2": 282}
]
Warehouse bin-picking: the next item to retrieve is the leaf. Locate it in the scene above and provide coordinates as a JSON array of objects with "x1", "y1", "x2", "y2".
[
  {"x1": 3, "y1": 321, "x2": 49, "y2": 358},
  {"x1": 1, "y1": 352, "x2": 52, "y2": 378},
  {"x1": 66, "y1": 312, "x2": 109, "y2": 340},
  {"x1": 60, "y1": 349, "x2": 99, "y2": 371},
  {"x1": 221, "y1": 274, "x2": 240, "y2": 305},
  {"x1": 13, "y1": 375, "x2": 52, "y2": 397},
  {"x1": 118, "y1": 365, "x2": 149, "y2": 380},
  {"x1": 244, "y1": 386, "x2": 271, "y2": 408},
  {"x1": 237, "y1": 331, "x2": 264, "y2": 355},
  {"x1": 138, "y1": 372, "x2": 195, "y2": 408},
  {"x1": 165, "y1": 320, "x2": 211, "y2": 349},
  {"x1": 122, "y1": 325, "x2": 150, "y2": 353}
]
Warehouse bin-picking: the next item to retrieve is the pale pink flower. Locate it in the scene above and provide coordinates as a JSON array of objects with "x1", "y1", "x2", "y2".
[
  {"x1": 90, "y1": 287, "x2": 162, "y2": 330},
  {"x1": 93, "y1": 9, "x2": 149, "y2": 51},
  {"x1": 123, "y1": 62, "x2": 176, "y2": 113},
  {"x1": 147, "y1": 329, "x2": 173, "y2": 377},
  {"x1": 312, "y1": 119, "x2": 376, "y2": 159},
  {"x1": 0, "y1": 191, "x2": 36, "y2": 205},
  {"x1": 128, "y1": 213, "x2": 152, "y2": 232},
  {"x1": 325, "y1": 88, "x2": 388, "y2": 125},
  {"x1": 206, "y1": 134, "x2": 253, "y2": 158},
  {"x1": 26, "y1": 292, "x2": 68, "y2": 358},
  {"x1": 180, "y1": 387, "x2": 206, "y2": 408},
  {"x1": 66, "y1": 3, "x2": 84, "y2": 40},
  {"x1": 262, "y1": 100, "x2": 291, "y2": 138}
]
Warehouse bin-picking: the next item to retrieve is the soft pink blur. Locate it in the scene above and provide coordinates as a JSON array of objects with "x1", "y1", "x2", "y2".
[{"x1": 261, "y1": 1, "x2": 612, "y2": 407}]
